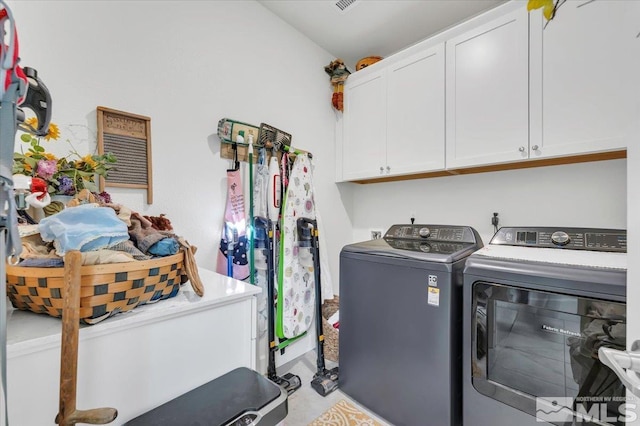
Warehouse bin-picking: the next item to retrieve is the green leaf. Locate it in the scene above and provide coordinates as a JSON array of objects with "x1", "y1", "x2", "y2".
[
  {"x1": 33, "y1": 145, "x2": 45, "y2": 153},
  {"x1": 82, "y1": 178, "x2": 98, "y2": 192},
  {"x1": 20, "y1": 134, "x2": 32, "y2": 142},
  {"x1": 23, "y1": 157, "x2": 38, "y2": 168}
]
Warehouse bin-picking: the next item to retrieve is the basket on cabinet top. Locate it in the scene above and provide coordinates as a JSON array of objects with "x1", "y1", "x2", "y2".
[{"x1": 6, "y1": 252, "x2": 185, "y2": 325}]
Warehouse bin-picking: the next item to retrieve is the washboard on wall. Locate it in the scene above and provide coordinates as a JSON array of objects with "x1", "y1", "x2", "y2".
[{"x1": 97, "y1": 106, "x2": 153, "y2": 204}]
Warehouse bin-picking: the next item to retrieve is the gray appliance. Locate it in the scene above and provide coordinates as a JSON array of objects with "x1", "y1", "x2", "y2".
[
  {"x1": 463, "y1": 227, "x2": 627, "y2": 426},
  {"x1": 340, "y1": 224, "x2": 483, "y2": 426}
]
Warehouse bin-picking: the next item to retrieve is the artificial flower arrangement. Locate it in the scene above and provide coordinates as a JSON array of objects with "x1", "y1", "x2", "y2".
[{"x1": 13, "y1": 118, "x2": 117, "y2": 196}]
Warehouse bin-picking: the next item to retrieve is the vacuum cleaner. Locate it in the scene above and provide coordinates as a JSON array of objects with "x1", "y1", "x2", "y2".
[
  {"x1": 296, "y1": 218, "x2": 339, "y2": 397},
  {"x1": 254, "y1": 217, "x2": 302, "y2": 395}
]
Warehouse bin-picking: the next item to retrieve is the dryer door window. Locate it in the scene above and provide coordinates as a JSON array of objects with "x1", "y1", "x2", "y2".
[{"x1": 472, "y1": 282, "x2": 626, "y2": 425}]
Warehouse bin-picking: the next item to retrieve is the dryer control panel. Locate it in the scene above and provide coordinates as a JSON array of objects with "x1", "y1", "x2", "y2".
[{"x1": 491, "y1": 227, "x2": 626, "y2": 252}]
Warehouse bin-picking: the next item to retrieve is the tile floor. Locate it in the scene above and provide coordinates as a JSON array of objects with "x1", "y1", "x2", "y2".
[{"x1": 277, "y1": 350, "x2": 392, "y2": 425}]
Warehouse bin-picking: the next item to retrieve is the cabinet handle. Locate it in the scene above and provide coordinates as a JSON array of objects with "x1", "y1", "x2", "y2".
[
  {"x1": 386, "y1": 166, "x2": 391, "y2": 173},
  {"x1": 519, "y1": 146, "x2": 525, "y2": 152},
  {"x1": 380, "y1": 166, "x2": 384, "y2": 173},
  {"x1": 532, "y1": 145, "x2": 539, "y2": 151}
]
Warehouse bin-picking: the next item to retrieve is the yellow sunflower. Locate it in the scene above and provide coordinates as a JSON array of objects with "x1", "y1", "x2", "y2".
[
  {"x1": 80, "y1": 154, "x2": 98, "y2": 169},
  {"x1": 44, "y1": 122, "x2": 61, "y2": 141},
  {"x1": 43, "y1": 152, "x2": 58, "y2": 161},
  {"x1": 24, "y1": 117, "x2": 38, "y2": 130},
  {"x1": 23, "y1": 117, "x2": 61, "y2": 141}
]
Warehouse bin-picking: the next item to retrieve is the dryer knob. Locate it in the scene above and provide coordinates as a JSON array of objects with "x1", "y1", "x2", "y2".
[
  {"x1": 419, "y1": 227, "x2": 431, "y2": 238},
  {"x1": 551, "y1": 231, "x2": 570, "y2": 246}
]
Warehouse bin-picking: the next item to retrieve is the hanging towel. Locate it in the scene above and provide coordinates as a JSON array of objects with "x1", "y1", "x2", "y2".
[{"x1": 217, "y1": 168, "x2": 249, "y2": 280}]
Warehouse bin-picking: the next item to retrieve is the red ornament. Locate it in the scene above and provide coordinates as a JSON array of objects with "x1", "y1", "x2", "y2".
[{"x1": 30, "y1": 178, "x2": 48, "y2": 200}]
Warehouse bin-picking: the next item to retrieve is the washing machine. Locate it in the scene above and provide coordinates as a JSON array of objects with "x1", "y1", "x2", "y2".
[
  {"x1": 339, "y1": 224, "x2": 483, "y2": 426},
  {"x1": 463, "y1": 227, "x2": 627, "y2": 426}
]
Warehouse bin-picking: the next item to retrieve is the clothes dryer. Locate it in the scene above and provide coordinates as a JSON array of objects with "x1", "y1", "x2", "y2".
[
  {"x1": 340, "y1": 224, "x2": 483, "y2": 426},
  {"x1": 463, "y1": 227, "x2": 627, "y2": 426}
]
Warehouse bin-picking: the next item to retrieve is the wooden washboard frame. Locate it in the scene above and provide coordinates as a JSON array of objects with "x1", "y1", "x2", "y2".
[{"x1": 97, "y1": 106, "x2": 153, "y2": 204}]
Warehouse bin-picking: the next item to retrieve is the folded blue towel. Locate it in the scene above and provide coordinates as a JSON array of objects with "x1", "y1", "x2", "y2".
[{"x1": 38, "y1": 205, "x2": 129, "y2": 255}]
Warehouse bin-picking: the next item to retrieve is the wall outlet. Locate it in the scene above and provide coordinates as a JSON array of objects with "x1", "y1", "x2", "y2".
[{"x1": 371, "y1": 230, "x2": 383, "y2": 240}]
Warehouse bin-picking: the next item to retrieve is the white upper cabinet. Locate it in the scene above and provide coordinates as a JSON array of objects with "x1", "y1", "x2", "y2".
[
  {"x1": 529, "y1": 0, "x2": 640, "y2": 159},
  {"x1": 338, "y1": 1, "x2": 635, "y2": 182},
  {"x1": 342, "y1": 44, "x2": 446, "y2": 181},
  {"x1": 445, "y1": 7, "x2": 530, "y2": 169},
  {"x1": 342, "y1": 69, "x2": 387, "y2": 181},
  {"x1": 386, "y1": 44, "x2": 445, "y2": 176}
]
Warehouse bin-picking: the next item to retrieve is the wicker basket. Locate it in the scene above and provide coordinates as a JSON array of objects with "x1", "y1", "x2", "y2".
[
  {"x1": 6, "y1": 252, "x2": 185, "y2": 325},
  {"x1": 322, "y1": 296, "x2": 340, "y2": 363}
]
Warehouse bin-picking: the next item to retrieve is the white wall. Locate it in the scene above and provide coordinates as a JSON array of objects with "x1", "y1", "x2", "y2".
[
  {"x1": 8, "y1": 0, "x2": 352, "y2": 362},
  {"x1": 346, "y1": 159, "x2": 627, "y2": 248}
]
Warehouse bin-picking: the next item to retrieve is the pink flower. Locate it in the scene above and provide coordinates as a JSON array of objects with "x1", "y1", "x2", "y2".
[{"x1": 36, "y1": 159, "x2": 58, "y2": 180}]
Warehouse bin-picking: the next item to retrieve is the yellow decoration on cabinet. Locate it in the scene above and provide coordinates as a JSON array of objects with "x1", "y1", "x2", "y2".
[{"x1": 527, "y1": 0, "x2": 558, "y2": 21}]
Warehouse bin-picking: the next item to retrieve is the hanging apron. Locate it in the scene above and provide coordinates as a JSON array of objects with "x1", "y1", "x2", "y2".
[
  {"x1": 216, "y1": 169, "x2": 249, "y2": 280},
  {"x1": 276, "y1": 153, "x2": 316, "y2": 340}
]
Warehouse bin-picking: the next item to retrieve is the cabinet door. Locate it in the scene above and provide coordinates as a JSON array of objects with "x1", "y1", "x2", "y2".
[
  {"x1": 386, "y1": 44, "x2": 445, "y2": 176},
  {"x1": 530, "y1": 0, "x2": 640, "y2": 159},
  {"x1": 342, "y1": 69, "x2": 387, "y2": 180},
  {"x1": 446, "y1": 8, "x2": 530, "y2": 169}
]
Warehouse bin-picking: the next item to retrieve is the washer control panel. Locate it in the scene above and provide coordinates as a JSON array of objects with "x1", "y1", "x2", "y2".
[
  {"x1": 491, "y1": 227, "x2": 626, "y2": 252},
  {"x1": 384, "y1": 224, "x2": 480, "y2": 244},
  {"x1": 383, "y1": 224, "x2": 482, "y2": 255}
]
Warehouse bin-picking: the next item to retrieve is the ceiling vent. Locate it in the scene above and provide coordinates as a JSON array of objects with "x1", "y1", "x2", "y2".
[{"x1": 334, "y1": 0, "x2": 359, "y2": 13}]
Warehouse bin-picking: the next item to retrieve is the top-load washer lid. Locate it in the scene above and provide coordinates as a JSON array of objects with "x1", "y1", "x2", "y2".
[{"x1": 341, "y1": 224, "x2": 483, "y2": 263}]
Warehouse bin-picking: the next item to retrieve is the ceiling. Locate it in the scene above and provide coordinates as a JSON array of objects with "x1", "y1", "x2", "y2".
[{"x1": 258, "y1": 0, "x2": 506, "y2": 70}]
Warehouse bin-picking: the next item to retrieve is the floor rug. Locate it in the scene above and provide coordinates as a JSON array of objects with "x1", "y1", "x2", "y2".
[{"x1": 308, "y1": 399, "x2": 382, "y2": 426}]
